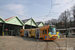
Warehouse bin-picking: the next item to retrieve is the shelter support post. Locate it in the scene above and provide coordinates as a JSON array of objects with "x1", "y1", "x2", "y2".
[
  {"x1": 23, "y1": 26, "x2": 25, "y2": 29},
  {"x1": 72, "y1": 30, "x2": 73, "y2": 34},
  {"x1": 69, "y1": 29, "x2": 70, "y2": 35},
  {"x1": 2, "y1": 23, "x2": 5, "y2": 36}
]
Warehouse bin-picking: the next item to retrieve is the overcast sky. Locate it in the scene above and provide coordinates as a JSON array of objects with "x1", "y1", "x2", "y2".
[{"x1": 0, "y1": 0, "x2": 75, "y2": 22}]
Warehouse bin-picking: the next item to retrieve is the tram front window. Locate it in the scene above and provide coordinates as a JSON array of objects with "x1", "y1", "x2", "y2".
[{"x1": 49, "y1": 26, "x2": 56, "y2": 35}]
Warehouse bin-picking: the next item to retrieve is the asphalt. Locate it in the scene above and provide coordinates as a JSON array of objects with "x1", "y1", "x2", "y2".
[{"x1": 0, "y1": 36, "x2": 75, "y2": 50}]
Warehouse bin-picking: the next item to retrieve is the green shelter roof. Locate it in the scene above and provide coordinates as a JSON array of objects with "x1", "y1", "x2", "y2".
[
  {"x1": 5, "y1": 16, "x2": 24, "y2": 26},
  {"x1": 0, "y1": 17, "x2": 5, "y2": 23},
  {"x1": 22, "y1": 18, "x2": 37, "y2": 27},
  {"x1": 36, "y1": 21, "x2": 45, "y2": 27}
]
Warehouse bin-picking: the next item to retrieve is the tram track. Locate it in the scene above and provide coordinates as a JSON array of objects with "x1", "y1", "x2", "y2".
[
  {"x1": 44, "y1": 41, "x2": 61, "y2": 50},
  {"x1": 53, "y1": 41, "x2": 61, "y2": 50},
  {"x1": 44, "y1": 41, "x2": 48, "y2": 50},
  {"x1": 38, "y1": 39, "x2": 62, "y2": 50}
]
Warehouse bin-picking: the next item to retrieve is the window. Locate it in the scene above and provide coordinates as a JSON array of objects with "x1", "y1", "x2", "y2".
[
  {"x1": 29, "y1": 31, "x2": 31, "y2": 34},
  {"x1": 45, "y1": 30, "x2": 47, "y2": 34},
  {"x1": 43, "y1": 30, "x2": 44, "y2": 34},
  {"x1": 20, "y1": 31, "x2": 22, "y2": 33},
  {"x1": 48, "y1": 28, "x2": 50, "y2": 32}
]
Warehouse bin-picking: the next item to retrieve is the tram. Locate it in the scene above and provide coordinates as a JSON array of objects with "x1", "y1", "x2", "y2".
[{"x1": 20, "y1": 25, "x2": 59, "y2": 40}]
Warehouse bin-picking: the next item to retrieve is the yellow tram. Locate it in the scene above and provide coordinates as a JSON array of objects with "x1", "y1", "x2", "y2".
[{"x1": 20, "y1": 25, "x2": 59, "y2": 40}]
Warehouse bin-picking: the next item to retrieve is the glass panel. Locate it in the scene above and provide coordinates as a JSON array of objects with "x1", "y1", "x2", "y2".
[
  {"x1": 20, "y1": 31, "x2": 22, "y2": 33},
  {"x1": 43, "y1": 30, "x2": 44, "y2": 34},
  {"x1": 49, "y1": 25, "x2": 56, "y2": 35},
  {"x1": 51, "y1": 28, "x2": 56, "y2": 35},
  {"x1": 45, "y1": 30, "x2": 47, "y2": 34},
  {"x1": 29, "y1": 31, "x2": 31, "y2": 34}
]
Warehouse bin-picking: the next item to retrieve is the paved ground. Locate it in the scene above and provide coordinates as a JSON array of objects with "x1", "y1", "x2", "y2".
[{"x1": 0, "y1": 36, "x2": 75, "y2": 50}]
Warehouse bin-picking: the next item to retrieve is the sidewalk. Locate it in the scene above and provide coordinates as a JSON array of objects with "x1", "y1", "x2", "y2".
[{"x1": 60, "y1": 33, "x2": 75, "y2": 38}]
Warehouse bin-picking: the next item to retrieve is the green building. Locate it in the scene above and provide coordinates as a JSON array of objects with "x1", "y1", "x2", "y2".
[
  {"x1": 22, "y1": 18, "x2": 38, "y2": 29},
  {"x1": 0, "y1": 16, "x2": 45, "y2": 36},
  {"x1": 36, "y1": 22, "x2": 45, "y2": 27},
  {"x1": 0, "y1": 16, "x2": 24, "y2": 36},
  {"x1": 0, "y1": 17, "x2": 5, "y2": 36}
]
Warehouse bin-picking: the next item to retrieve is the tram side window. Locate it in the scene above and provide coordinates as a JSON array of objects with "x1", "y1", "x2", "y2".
[
  {"x1": 29, "y1": 31, "x2": 31, "y2": 34},
  {"x1": 20, "y1": 31, "x2": 22, "y2": 33},
  {"x1": 45, "y1": 30, "x2": 47, "y2": 34},
  {"x1": 43, "y1": 30, "x2": 44, "y2": 34}
]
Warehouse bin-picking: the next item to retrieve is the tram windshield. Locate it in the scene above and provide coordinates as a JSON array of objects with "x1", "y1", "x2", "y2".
[{"x1": 48, "y1": 25, "x2": 56, "y2": 35}]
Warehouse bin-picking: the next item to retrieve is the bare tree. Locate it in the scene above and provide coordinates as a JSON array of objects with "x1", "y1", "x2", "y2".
[
  {"x1": 58, "y1": 10, "x2": 70, "y2": 22},
  {"x1": 72, "y1": 5, "x2": 75, "y2": 26},
  {"x1": 58, "y1": 12, "x2": 65, "y2": 22},
  {"x1": 51, "y1": 19, "x2": 58, "y2": 25},
  {"x1": 45, "y1": 20, "x2": 52, "y2": 25},
  {"x1": 58, "y1": 10, "x2": 71, "y2": 28}
]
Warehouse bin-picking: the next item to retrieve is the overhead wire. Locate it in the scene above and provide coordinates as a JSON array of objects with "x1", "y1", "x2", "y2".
[
  {"x1": 0, "y1": 8, "x2": 31, "y2": 19},
  {"x1": 0, "y1": 0, "x2": 74, "y2": 20},
  {"x1": 53, "y1": 0, "x2": 74, "y2": 5},
  {"x1": 42, "y1": 0, "x2": 52, "y2": 20},
  {"x1": 0, "y1": 7, "x2": 61, "y2": 19},
  {"x1": 41, "y1": 0, "x2": 75, "y2": 21}
]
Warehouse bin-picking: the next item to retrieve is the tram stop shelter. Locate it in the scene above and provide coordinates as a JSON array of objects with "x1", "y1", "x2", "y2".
[
  {"x1": 36, "y1": 21, "x2": 45, "y2": 27},
  {"x1": 68, "y1": 27, "x2": 75, "y2": 34},
  {"x1": 3, "y1": 16, "x2": 24, "y2": 36},
  {"x1": 0, "y1": 17, "x2": 5, "y2": 36},
  {"x1": 22, "y1": 18, "x2": 37, "y2": 29},
  {"x1": 56, "y1": 28, "x2": 67, "y2": 34},
  {"x1": 57, "y1": 27, "x2": 75, "y2": 35}
]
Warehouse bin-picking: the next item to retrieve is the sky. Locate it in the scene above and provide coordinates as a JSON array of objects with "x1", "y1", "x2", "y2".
[{"x1": 0, "y1": 0, "x2": 75, "y2": 22}]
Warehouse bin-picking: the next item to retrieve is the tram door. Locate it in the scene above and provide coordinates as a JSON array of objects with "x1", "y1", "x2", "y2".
[
  {"x1": 24, "y1": 30, "x2": 26, "y2": 36},
  {"x1": 36, "y1": 29, "x2": 40, "y2": 39},
  {"x1": 27, "y1": 30, "x2": 29, "y2": 37},
  {"x1": 24, "y1": 30, "x2": 29, "y2": 37}
]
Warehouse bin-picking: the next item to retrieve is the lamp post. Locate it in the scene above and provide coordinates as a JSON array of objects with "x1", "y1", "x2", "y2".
[
  {"x1": 31, "y1": 17, "x2": 32, "y2": 31},
  {"x1": 65, "y1": 11, "x2": 68, "y2": 37}
]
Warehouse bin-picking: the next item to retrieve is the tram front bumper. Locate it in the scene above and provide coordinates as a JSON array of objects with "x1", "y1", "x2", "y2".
[{"x1": 51, "y1": 35, "x2": 58, "y2": 38}]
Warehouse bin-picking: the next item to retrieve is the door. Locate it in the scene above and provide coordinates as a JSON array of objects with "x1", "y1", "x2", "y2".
[
  {"x1": 44, "y1": 29, "x2": 48, "y2": 40},
  {"x1": 24, "y1": 30, "x2": 26, "y2": 37},
  {"x1": 27, "y1": 30, "x2": 29, "y2": 37},
  {"x1": 36, "y1": 29, "x2": 40, "y2": 39},
  {"x1": 24, "y1": 30, "x2": 29, "y2": 37}
]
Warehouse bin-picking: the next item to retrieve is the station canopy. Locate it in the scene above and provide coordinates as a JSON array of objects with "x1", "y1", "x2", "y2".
[
  {"x1": 0, "y1": 17, "x2": 5, "y2": 23},
  {"x1": 5, "y1": 16, "x2": 24, "y2": 26},
  {"x1": 22, "y1": 18, "x2": 37, "y2": 27},
  {"x1": 36, "y1": 21, "x2": 45, "y2": 27}
]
